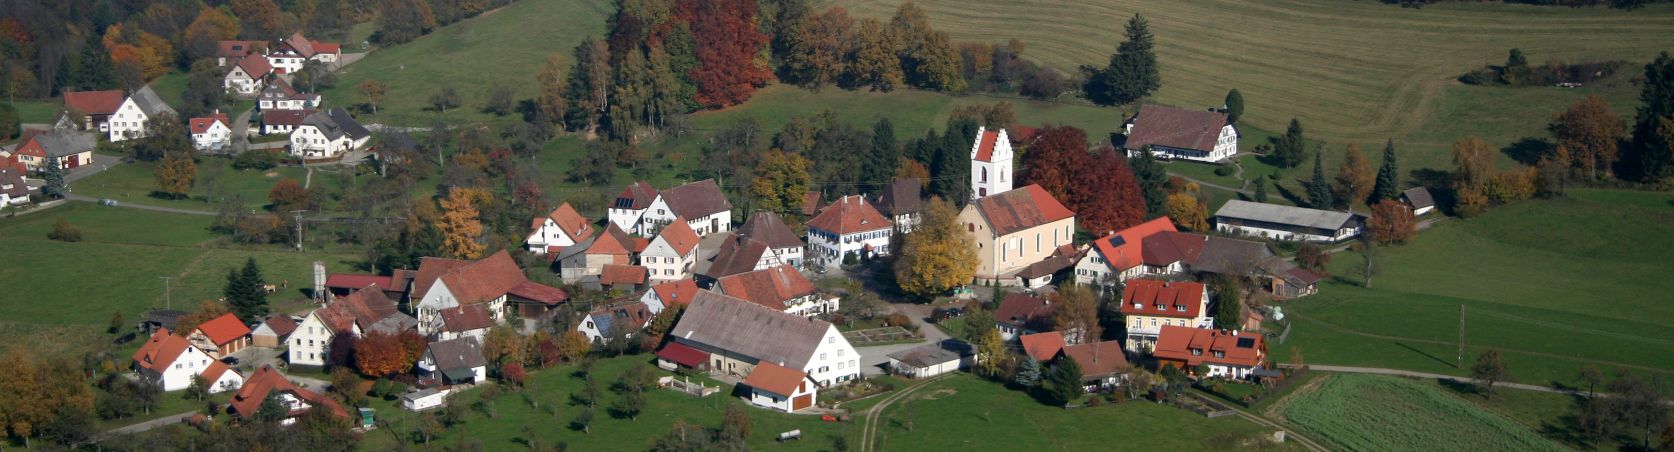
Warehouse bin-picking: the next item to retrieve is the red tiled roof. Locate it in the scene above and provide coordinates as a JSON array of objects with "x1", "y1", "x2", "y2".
[
  {"x1": 540, "y1": 202, "x2": 594, "y2": 243},
  {"x1": 801, "y1": 191, "x2": 822, "y2": 217},
  {"x1": 995, "y1": 293, "x2": 1054, "y2": 331},
  {"x1": 437, "y1": 251, "x2": 528, "y2": 304},
  {"x1": 285, "y1": 32, "x2": 317, "y2": 58},
  {"x1": 312, "y1": 41, "x2": 340, "y2": 54},
  {"x1": 659, "y1": 179, "x2": 732, "y2": 218},
  {"x1": 324, "y1": 273, "x2": 394, "y2": 291},
  {"x1": 973, "y1": 130, "x2": 1001, "y2": 162},
  {"x1": 411, "y1": 257, "x2": 472, "y2": 301},
  {"x1": 195, "y1": 313, "x2": 250, "y2": 346},
  {"x1": 189, "y1": 112, "x2": 231, "y2": 134},
  {"x1": 231, "y1": 365, "x2": 347, "y2": 419},
  {"x1": 234, "y1": 54, "x2": 272, "y2": 78},
  {"x1": 200, "y1": 360, "x2": 238, "y2": 385},
  {"x1": 587, "y1": 224, "x2": 634, "y2": 256},
  {"x1": 439, "y1": 304, "x2": 494, "y2": 333},
  {"x1": 131, "y1": 328, "x2": 193, "y2": 372},
  {"x1": 261, "y1": 109, "x2": 313, "y2": 127},
  {"x1": 656, "y1": 341, "x2": 708, "y2": 368},
  {"x1": 216, "y1": 40, "x2": 265, "y2": 59},
  {"x1": 744, "y1": 361, "x2": 807, "y2": 398},
  {"x1": 1061, "y1": 340, "x2": 1129, "y2": 378},
  {"x1": 1019, "y1": 331, "x2": 1065, "y2": 362},
  {"x1": 807, "y1": 195, "x2": 891, "y2": 235},
  {"x1": 1124, "y1": 105, "x2": 1231, "y2": 153},
  {"x1": 316, "y1": 285, "x2": 401, "y2": 333},
  {"x1": 656, "y1": 216, "x2": 701, "y2": 255},
  {"x1": 1141, "y1": 231, "x2": 1207, "y2": 267},
  {"x1": 600, "y1": 264, "x2": 648, "y2": 286},
  {"x1": 650, "y1": 280, "x2": 700, "y2": 308},
  {"x1": 507, "y1": 280, "x2": 567, "y2": 305},
  {"x1": 1089, "y1": 217, "x2": 1179, "y2": 272},
  {"x1": 62, "y1": 90, "x2": 124, "y2": 115},
  {"x1": 615, "y1": 181, "x2": 659, "y2": 210},
  {"x1": 1153, "y1": 325, "x2": 1265, "y2": 369},
  {"x1": 1120, "y1": 279, "x2": 1206, "y2": 319},
  {"x1": 261, "y1": 315, "x2": 299, "y2": 337},
  {"x1": 715, "y1": 265, "x2": 816, "y2": 311},
  {"x1": 972, "y1": 185, "x2": 1074, "y2": 236}
]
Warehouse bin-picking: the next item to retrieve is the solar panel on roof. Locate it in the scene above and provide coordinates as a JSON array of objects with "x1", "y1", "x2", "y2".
[
  {"x1": 1107, "y1": 236, "x2": 1126, "y2": 247},
  {"x1": 1236, "y1": 337, "x2": 1255, "y2": 348}
]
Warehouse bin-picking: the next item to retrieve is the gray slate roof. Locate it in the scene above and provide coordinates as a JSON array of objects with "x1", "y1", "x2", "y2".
[
  {"x1": 33, "y1": 131, "x2": 95, "y2": 158},
  {"x1": 887, "y1": 340, "x2": 971, "y2": 368},
  {"x1": 1402, "y1": 187, "x2": 1436, "y2": 210},
  {"x1": 1214, "y1": 200, "x2": 1356, "y2": 231},
  {"x1": 669, "y1": 290, "x2": 832, "y2": 370},
  {"x1": 428, "y1": 336, "x2": 487, "y2": 371},
  {"x1": 872, "y1": 178, "x2": 924, "y2": 217},
  {"x1": 303, "y1": 107, "x2": 370, "y2": 141},
  {"x1": 128, "y1": 85, "x2": 176, "y2": 117}
]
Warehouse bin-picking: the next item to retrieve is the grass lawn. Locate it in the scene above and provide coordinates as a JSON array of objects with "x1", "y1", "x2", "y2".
[
  {"x1": 73, "y1": 156, "x2": 310, "y2": 211},
  {"x1": 1272, "y1": 189, "x2": 1674, "y2": 386},
  {"x1": 10, "y1": 100, "x2": 62, "y2": 124},
  {"x1": 0, "y1": 203, "x2": 357, "y2": 356},
  {"x1": 873, "y1": 375, "x2": 1300, "y2": 450},
  {"x1": 1274, "y1": 374, "x2": 1566, "y2": 451},
  {"x1": 355, "y1": 355, "x2": 857, "y2": 451}
]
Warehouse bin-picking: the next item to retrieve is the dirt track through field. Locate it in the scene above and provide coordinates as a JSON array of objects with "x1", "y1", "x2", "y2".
[{"x1": 859, "y1": 376, "x2": 943, "y2": 452}]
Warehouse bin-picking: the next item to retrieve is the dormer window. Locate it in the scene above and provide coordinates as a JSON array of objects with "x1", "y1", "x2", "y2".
[
  {"x1": 1176, "y1": 305, "x2": 1186, "y2": 312},
  {"x1": 1191, "y1": 348, "x2": 1202, "y2": 356},
  {"x1": 1214, "y1": 351, "x2": 1225, "y2": 358}
]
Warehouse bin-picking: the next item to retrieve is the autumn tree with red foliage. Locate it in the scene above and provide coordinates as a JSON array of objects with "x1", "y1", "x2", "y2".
[
  {"x1": 502, "y1": 362, "x2": 527, "y2": 387},
  {"x1": 354, "y1": 331, "x2": 427, "y2": 377},
  {"x1": 1076, "y1": 147, "x2": 1148, "y2": 235},
  {"x1": 678, "y1": 0, "x2": 772, "y2": 108},
  {"x1": 1022, "y1": 125, "x2": 1090, "y2": 204},
  {"x1": 1366, "y1": 199, "x2": 1417, "y2": 245}
]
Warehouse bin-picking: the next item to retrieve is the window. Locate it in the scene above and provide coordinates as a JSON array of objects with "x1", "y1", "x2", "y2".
[
  {"x1": 837, "y1": 362, "x2": 844, "y2": 369},
  {"x1": 837, "y1": 349, "x2": 844, "y2": 357},
  {"x1": 1177, "y1": 305, "x2": 1186, "y2": 312},
  {"x1": 828, "y1": 337, "x2": 835, "y2": 344},
  {"x1": 1150, "y1": 318, "x2": 1157, "y2": 327},
  {"x1": 820, "y1": 353, "x2": 827, "y2": 360}
]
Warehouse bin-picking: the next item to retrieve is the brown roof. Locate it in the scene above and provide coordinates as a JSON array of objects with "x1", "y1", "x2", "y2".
[
  {"x1": 411, "y1": 257, "x2": 471, "y2": 301},
  {"x1": 655, "y1": 216, "x2": 702, "y2": 255},
  {"x1": 744, "y1": 361, "x2": 807, "y2": 397},
  {"x1": 131, "y1": 328, "x2": 194, "y2": 372},
  {"x1": 284, "y1": 32, "x2": 318, "y2": 58},
  {"x1": 615, "y1": 181, "x2": 659, "y2": 210},
  {"x1": 872, "y1": 179, "x2": 923, "y2": 217},
  {"x1": 807, "y1": 195, "x2": 891, "y2": 234},
  {"x1": 1019, "y1": 331, "x2": 1065, "y2": 362},
  {"x1": 995, "y1": 293, "x2": 1055, "y2": 331},
  {"x1": 737, "y1": 211, "x2": 803, "y2": 250},
  {"x1": 1061, "y1": 340, "x2": 1129, "y2": 378},
  {"x1": 587, "y1": 224, "x2": 634, "y2": 256},
  {"x1": 216, "y1": 40, "x2": 266, "y2": 59},
  {"x1": 437, "y1": 251, "x2": 528, "y2": 304},
  {"x1": 231, "y1": 365, "x2": 347, "y2": 419},
  {"x1": 261, "y1": 315, "x2": 299, "y2": 337},
  {"x1": 1120, "y1": 279, "x2": 1206, "y2": 319},
  {"x1": 316, "y1": 285, "x2": 403, "y2": 333},
  {"x1": 1190, "y1": 236, "x2": 1275, "y2": 276},
  {"x1": 438, "y1": 304, "x2": 493, "y2": 333},
  {"x1": 233, "y1": 54, "x2": 272, "y2": 78},
  {"x1": 0, "y1": 168, "x2": 28, "y2": 198},
  {"x1": 971, "y1": 185, "x2": 1074, "y2": 236},
  {"x1": 261, "y1": 109, "x2": 314, "y2": 127},
  {"x1": 1141, "y1": 231, "x2": 1208, "y2": 267},
  {"x1": 600, "y1": 264, "x2": 648, "y2": 286},
  {"x1": 541, "y1": 202, "x2": 594, "y2": 243},
  {"x1": 1153, "y1": 326, "x2": 1265, "y2": 369},
  {"x1": 669, "y1": 290, "x2": 835, "y2": 370},
  {"x1": 650, "y1": 279, "x2": 701, "y2": 308},
  {"x1": 195, "y1": 313, "x2": 250, "y2": 346},
  {"x1": 1402, "y1": 187, "x2": 1436, "y2": 210},
  {"x1": 506, "y1": 280, "x2": 568, "y2": 305},
  {"x1": 189, "y1": 111, "x2": 231, "y2": 134},
  {"x1": 706, "y1": 235, "x2": 775, "y2": 278},
  {"x1": 1124, "y1": 105, "x2": 1231, "y2": 153},
  {"x1": 715, "y1": 265, "x2": 817, "y2": 311},
  {"x1": 800, "y1": 191, "x2": 823, "y2": 217},
  {"x1": 587, "y1": 302, "x2": 653, "y2": 335},
  {"x1": 62, "y1": 90, "x2": 125, "y2": 115},
  {"x1": 660, "y1": 179, "x2": 732, "y2": 218}
]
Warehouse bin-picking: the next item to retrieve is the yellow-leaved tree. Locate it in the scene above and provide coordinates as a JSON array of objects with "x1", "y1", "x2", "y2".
[
  {"x1": 438, "y1": 187, "x2": 487, "y2": 259},
  {"x1": 747, "y1": 150, "x2": 811, "y2": 215},
  {"x1": 894, "y1": 197, "x2": 977, "y2": 297}
]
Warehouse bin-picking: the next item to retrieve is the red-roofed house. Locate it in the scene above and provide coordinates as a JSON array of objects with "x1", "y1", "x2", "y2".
[
  {"x1": 261, "y1": 108, "x2": 313, "y2": 135},
  {"x1": 960, "y1": 184, "x2": 1076, "y2": 285},
  {"x1": 215, "y1": 40, "x2": 267, "y2": 66},
  {"x1": 714, "y1": 265, "x2": 836, "y2": 317},
  {"x1": 189, "y1": 110, "x2": 233, "y2": 151},
  {"x1": 806, "y1": 195, "x2": 893, "y2": 268},
  {"x1": 638, "y1": 179, "x2": 732, "y2": 237},
  {"x1": 1061, "y1": 340, "x2": 1130, "y2": 389},
  {"x1": 435, "y1": 304, "x2": 493, "y2": 341},
  {"x1": 225, "y1": 54, "x2": 272, "y2": 96},
  {"x1": 608, "y1": 181, "x2": 658, "y2": 231},
  {"x1": 61, "y1": 90, "x2": 125, "y2": 131},
  {"x1": 557, "y1": 224, "x2": 637, "y2": 281},
  {"x1": 599, "y1": 264, "x2": 649, "y2": 292},
  {"x1": 189, "y1": 313, "x2": 252, "y2": 357},
  {"x1": 230, "y1": 365, "x2": 348, "y2": 424},
  {"x1": 524, "y1": 202, "x2": 594, "y2": 255},
  {"x1": 268, "y1": 32, "x2": 341, "y2": 74},
  {"x1": 413, "y1": 251, "x2": 560, "y2": 333},
  {"x1": 1152, "y1": 326, "x2": 1267, "y2": 379},
  {"x1": 994, "y1": 293, "x2": 1056, "y2": 341},
  {"x1": 131, "y1": 328, "x2": 216, "y2": 391},
  {"x1": 969, "y1": 126, "x2": 1015, "y2": 199},
  {"x1": 291, "y1": 285, "x2": 417, "y2": 366},
  {"x1": 641, "y1": 279, "x2": 700, "y2": 314},
  {"x1": 199, "y1": 360, "x2": 246, "y2": 393},
  {"x1": 1123, "y1": 104, "x2": 1239, "y2": 163},
  {"x1": 1074, "y1": 217, "x2": 1204, "y2": 288},
  {"x1": 1019, "y1": 331, "x2": 1065, "y2": 362},
  {"x1": 1120, "y1": 279, "x2": 1211, "y2": 352},
  {"x1": 745, "y1": 361, "x2": 817, "y2": 412},
  {"x1": 641, "y1": 216, "x2": 701, "y2": 283}
]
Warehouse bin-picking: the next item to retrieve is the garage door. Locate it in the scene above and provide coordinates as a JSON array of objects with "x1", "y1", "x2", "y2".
[{"x1": 792, "y1": 394, "x2": 813, "y2": 411}]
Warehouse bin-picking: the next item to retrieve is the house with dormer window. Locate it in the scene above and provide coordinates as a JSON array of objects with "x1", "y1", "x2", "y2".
[
  {"x1": 1120, "y1": 279, "x2": 1212, "y2": 352},
  {"x1": 806, "y1": 195, "x2": 892, "y2": 268}
]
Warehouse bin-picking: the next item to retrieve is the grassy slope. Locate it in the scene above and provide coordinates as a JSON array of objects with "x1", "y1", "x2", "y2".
[
  {"x1": 0, "y1": 203, "x2": 357, "y2": 356},
  {"x1": 72, "y1": 156, "x2": 313, "y2": 211},
  {"x1": 1278, "y1": 374, "x2": 1566, "y2": 451},
  {"x1": 1274, "y1": 189, "x2": 1674, "y2": 385},
  {"x1": 323, "y1": 0, "x2": 614, "y2": 127},
  {"x1": 874, "y1": 375, "x2": 1298, "y2": 450}
]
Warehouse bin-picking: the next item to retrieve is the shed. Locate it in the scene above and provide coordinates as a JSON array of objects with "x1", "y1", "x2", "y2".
[
  {"x1": 886, "y1": 340, "x2": 973, "y2": 379},
  {"x1": 401, "y1": 388, "x2": 449, "y2": 411},
  {"x1": 1401, "y1": 187, "x2": 1436, "y2": 216}
]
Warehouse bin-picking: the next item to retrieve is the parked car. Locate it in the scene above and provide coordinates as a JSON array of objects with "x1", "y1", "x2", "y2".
[
  {"x1": 221, "y1": 356, "x2": 239, "y2": 365},
  {"x1": 99, "y1": 198, "x2": 118, "y2": 206}
]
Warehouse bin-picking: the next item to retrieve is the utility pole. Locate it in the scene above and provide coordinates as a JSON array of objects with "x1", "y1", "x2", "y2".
[
  {"x1": 291, "y1": 210, "x2": 307, "y2": 251},
  {"x1": 159, "y1": 276, "x2": 175, "y2": 310},
  {"x1": 1457, "y1": 304, "x2": 1465, "y2": 369}
]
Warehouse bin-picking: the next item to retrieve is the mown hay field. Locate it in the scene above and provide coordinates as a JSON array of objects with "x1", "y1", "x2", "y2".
[{"x1": 1280, "y1": 374, "x2": 1566, "y2": 451}]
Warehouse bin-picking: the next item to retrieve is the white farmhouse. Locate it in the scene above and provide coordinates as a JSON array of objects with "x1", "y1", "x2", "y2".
[
  {"x1": 189, "y1": 110, "x2": 233, "y2": 152},
  {"x1": 524, "y1": 202, "x2": 594, "y2": 255},
  {"x1": 289, "y1": 107, "x2": 370, "y2": 159},
  {"x1": 108, "y1": 85, "x2": 176, "y2": 142},
  {"x1": 638, "y1": 179, "x2": 732, "y2": 237},
  {"x1": 1, "y1": 168, "x2": 32, "y2": 206},
  {"x1": 735, "y1": 211, "x2": 805, "y2": 266},
  {"x1": 130, "y1": 329, "x2": 219, "y2": 391},
  {"x1": 1123, "y1": 104, "x2": 1238, "y2": 163},
  {"x1": 289, "y1": 286, "x2": 416, "y2": 367},
  {"x1": 806, "y1": 195, "x2": 892, "y2": 268},
  {"x1": 418, "y1": 337, "x2": 487, "y2": 385},
  {"x1": 258, "y1": 78, "x2": 320, "y2": 111},
  {"x1": 714, "y1": 265, "x2": 838, "y2": 317},
  {"x1": 224, "y1": 54, "x2": 272, "y2": 96},
  {"x1": 576, "y1": 302, "x2": 653, "y2": 344},
  {"x1": 657, "y1": 290, "x2": 860, "y2": 412},
  {"x1": 267, "y1": 32, "x2": 341, "y2": 74},
  {"x1": 640, "y1": 217, "x2": 701, "y2": 283},
  {"x1": 609, "y1": 181, "x2": 658, "y2": 231},
  {"x1": 641, "y1": 279, "x2": 700, "y2": 314},
  {"x1": 970, "y1": 126, "x2": 1014, "y2": 199}
]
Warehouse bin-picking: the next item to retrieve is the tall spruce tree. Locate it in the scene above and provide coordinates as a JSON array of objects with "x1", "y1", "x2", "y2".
[
  {"x1": 1273, "y1": 118, "x2": 1306, "y2": 168},
  {"x1": 866, "y1": 118, "x2": 899, "y2": 185},
  {"x1": 225, "y1": 257, "x2": 269, "y2": 320},
  {"x1": 1085, "y1": 14, "x2": 1160, "y2": 106},
  {"x1": 1372, "y1": 139, "x2": 1400, "y2": 202},
  {"x1": 1308, "y1": 148, "x2": 1333, "y2": 209},
  {"x1": 41, "y1": 162, "x2": 68, "y2": 198},
  {"x1": 1253, "y1": 177, "x2": 1268, "y2": 202},
  {"x1": 1630, "y1": 52, "x2": 1674, "y2": 181},
  {"x1": 1129, "y1": 148, "x2": 1168, "y2": 217},
  {"x1": 1224, "y1": 89, "x2": 1244, "y2": 124},
  {"x1": 1044, "y1": 356, "x2": 1085, "y2": 406},
  {"x1": 933, "y1": 118, "x2": 978, "y2": 206}
]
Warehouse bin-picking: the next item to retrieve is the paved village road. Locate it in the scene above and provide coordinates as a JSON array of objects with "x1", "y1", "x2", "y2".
[
  {"x1": 96, "y1": 411, "x2": 197, "y2": 442},
  {"x1": 64, "y1": 195, "x2": 217, "y2": 215}
]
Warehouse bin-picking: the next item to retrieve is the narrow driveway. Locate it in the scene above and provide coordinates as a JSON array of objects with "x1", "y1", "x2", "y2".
[
  {"x1": 1309, "y1": 365, "x2": 1578, "y2": 396},
  {"x1": 98, "y1": 411, "x2": 197, "y2": 440},
  {"x1": 63, "y1": 195, "x2": 217, "y2": 215},
  {"x1": 230, "y1": 107, "x2": 255, "y2": 154},
  {"x1": 65, "y1": 154, "x2": 123, "y2": 184},
  {"x1": 854, "y1": 303, "x2": 951, "y2": 376}
]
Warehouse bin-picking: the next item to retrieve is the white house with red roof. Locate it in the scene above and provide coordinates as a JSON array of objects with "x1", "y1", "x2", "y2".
[
  {"x1": 267, "y1": 32, "x2": 341, "y2": 74},
  {"x1": 61, "y1": 90, "x2": 125, "y2": 131},
  {"x1": 1123, "y1": 104, "x2": 1239, "y2": 163},
  {"x1": 189, "y1": 110, "x2": 233, "y2": 151},
  {"x1": 290, "y1": 285, "x2": 417, "y2": 366},
  {"x1": 215, "y1": 40, "x2": 267, "y2": 66},
  {"x1": 658, "y1": 291, "x2": 858, "y2": 412},
  {"x1": 746, "y1": 361, "x2": 820, "y2": 412},
  {"x1": 225, "y1": 54, "x2": 273, "y2": 96},
  {"x1": 609, "y1": 181, "x2": 658, "y2": 231},
  {"x1": 1075, "y1": 217, "x2": 1206, "y2": 288},
  {"x1": 411, "y1": 251, "x2": 565, "y2": 333},
  {"x1": 131, "y1": 328, "x2": 219, "y2": 391},
  {"x1": 806, "y1": 195, "x2": 893, "y2": 268},
  {"x1": 714, "y1": 265, "x2": 837, "y2": 317},
  {"x1": 189, "y1": 313, "x2": 252, "y2": 357},
  {"x1": 959, "y1": 184, "x2": 1076, "y2": 285},
  {"x1": 576, "y1": 301, "x2": 653, "y2": 344},
  {"x1": 641, "y1": 217, "x2": 701, "y2": 283},
  {"x1": 524, "y1": 202, "x2": 594, "y2": 255},
  {"x1": 969, "y1": 126, "x2": 1014, "y2": 199},
  {"x1": 638, "y1": 179, "x2": 732, "y2": 237},
  {"x1": 258, "y1": 77, "x2": 320, "y2": 111},
  {"x1": 1120, "y1": 279, "x2": 1213, "y2": 352},
  {"x1": 641, "y1": 279, "x2": 700, "y2": 314},
  {"x1": 1153, "y1": 325, "x2": 1267, "y2": 379}
]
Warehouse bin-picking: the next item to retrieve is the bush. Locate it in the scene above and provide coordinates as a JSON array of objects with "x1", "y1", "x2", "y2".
[
  {"x1": 232, "y1": 151, "x2": 279, "y2": 170},
  {"x1": 48, "y1": 218, "x2": 83, "y2": 242},
  {"x1": 883, "y1": 313, "x2": 912, "y2": 328},
  {"x1": 1213, "y1": 165, "x2": 1235, "y2": 177}
]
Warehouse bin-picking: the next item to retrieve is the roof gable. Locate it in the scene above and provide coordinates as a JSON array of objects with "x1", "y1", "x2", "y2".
[
  {"x1": 1120, "y1": 279, "x2": 1206, "y2": 319},
  {"x1": 744, "y1": 361, "x2": 807, "y2": 397},
  {"x1": 736, "y1": 211, "x2": 803, "y2": 250},
  {"x1": 669, "y1": 291, "x2": 836, "y2": 370},
  {"x1": 438, "y1": 251, "x2": 528, "y2": 304},
  {"x1": 63, "y1": 90, "x2": 125, "y2": 114},
  {"x1": 131, "y1": 328, "x2": 195, "y2": 371},
  {"x1": 189, "y1": 112, "x2": 231, "y2": 134},
  {"x1": 715, "y1": 265, "x2": 816, "y2": 311},
  {"x1": 1062, "y1": 340, "x2": 1129, "y2": 377},
  {"x1": 658, "y1": 179, "x2": 732, "y2": 218},
  {"x1": 615, "y1": 181, "x2": 659, "y2": 210},
  {"x1": 1019, "y1": 331, "x2": 1065, "y2": 362},
  {"x1": 972, "y1": 185, "x2": 1074, "y2": 236},
  {"x1": 654, "y1": 216, "x2": 701, "y2": 255},
  {"x1": 195, "y1": 313, "x2": 251, "y2": 345},
  {"x1": 1214, "y1": 200, "x2": 1358, "y2": 231},
  {"x1": 872, "y1": 178, "x2": 923, "y2": 216},
  {"x1": 651, "y1": 280, "x2": 701, "y2": 308},
  {"x1": 807, "y1": 195, "x2": 892, "y2": 234}
]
